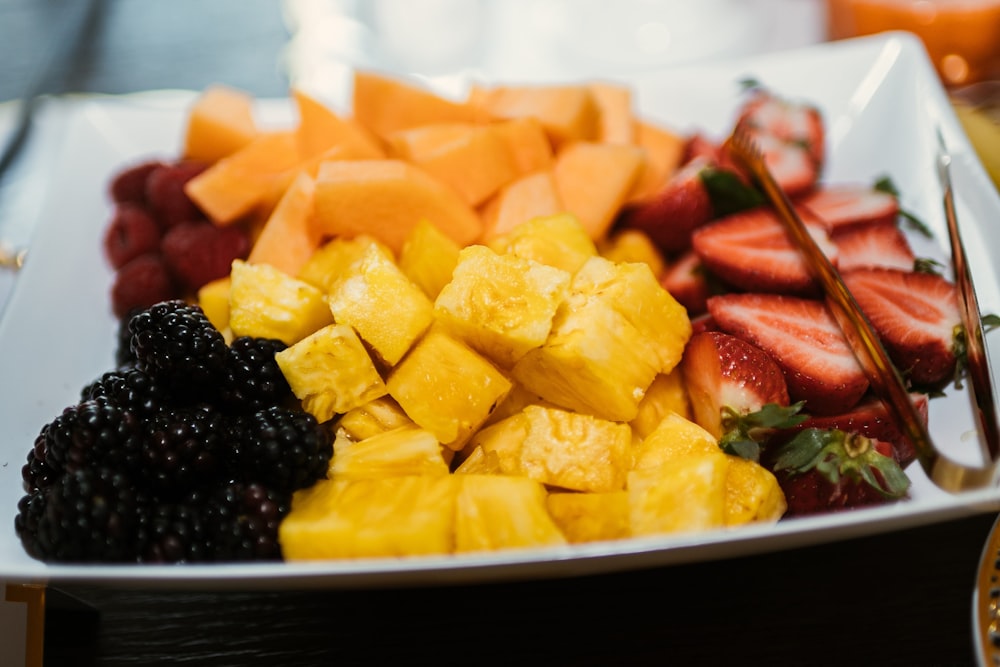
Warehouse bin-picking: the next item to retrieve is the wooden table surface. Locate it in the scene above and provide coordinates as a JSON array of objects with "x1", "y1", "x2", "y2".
[{"x1": 1, "y1": 1, "x2": 997, "y2": 665}]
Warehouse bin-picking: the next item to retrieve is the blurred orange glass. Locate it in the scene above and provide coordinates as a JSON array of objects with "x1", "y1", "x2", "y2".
[{"x1": 826, "y1": 0, "x2": 1000, "y2": 86}]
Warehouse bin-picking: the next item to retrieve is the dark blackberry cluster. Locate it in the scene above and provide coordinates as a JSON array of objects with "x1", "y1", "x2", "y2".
[{"x1": 15, "y1": 301, "x2": 334, "y2": 564}]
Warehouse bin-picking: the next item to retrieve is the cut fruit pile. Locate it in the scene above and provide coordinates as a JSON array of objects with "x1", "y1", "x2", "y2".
[{"x1": 20, "y1": 70, "x2": 984, "y2": 563}]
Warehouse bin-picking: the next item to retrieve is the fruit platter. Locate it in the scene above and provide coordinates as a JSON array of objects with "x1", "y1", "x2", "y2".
[{"x1": 1, "y1": 31, "x2": 999, "y2": 588}]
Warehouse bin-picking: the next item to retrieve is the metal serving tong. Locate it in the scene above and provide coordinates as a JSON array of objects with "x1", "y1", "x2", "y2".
[{"x1": 725, "y1": 126, "x2": 1000, "y2": 493}]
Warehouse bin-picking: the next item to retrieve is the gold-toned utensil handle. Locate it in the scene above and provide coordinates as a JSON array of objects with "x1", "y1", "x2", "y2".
[{"x1": 726, "y1": 128, "x2": 997, "y2": 492}]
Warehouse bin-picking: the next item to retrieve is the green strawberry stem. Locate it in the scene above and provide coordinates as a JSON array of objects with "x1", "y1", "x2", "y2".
[{"x1": 718, "y1": 401, "x2": 808, "y2": 462}]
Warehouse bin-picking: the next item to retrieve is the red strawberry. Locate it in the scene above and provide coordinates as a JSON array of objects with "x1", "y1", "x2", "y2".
[
  {"x1": 729, "y1": 128, "x2": 819, "y2": 197},
  {"x1": 832, "y1": 222, "x2": 915, "y2": 272},
  {"x1": 767, "y1": 431, "x2": 910, "y2": 517},
  {"x1": 145, "y1": 161, "x2": 208, "y2": 228},
  {"x1": 707, "y1": 292, "x2": 869, "y2": 415},
  {"x1": 682, "y1": 330, "x2": 791, "y2": 442},
  {"x1": 160, "y1": 220, "x2": 252, "y2": 293},
  {"x1": 109, "y1": 159, "x2": 164, "y2": 206},
  {"x1": 842, "y1": 267, "x2": 961, "y2": 387},
  {"x1": 784, "y1": 393, "x2": 930, "y2": 467},
  {"x1": 103, "y1": 203, "x2": 162, "y2": 270},
  {"x1": 735, "y1": 89, "x2": 825, "y2": 167},
  {"x1": 111, "y1": 253, "x2": 178, "y2": 318},
  {"x1": 617, "y1": 156, "x2": 714, "y2": 254},
  {"x1": 691, "y1": 205, "x2": 838, "y2": 296},
  {"x1": 796, "y1": 183, "x2": 899, "y2": 235},
  {"x1": 660, "y1": 249, "x2": 712, "y2": 316}
]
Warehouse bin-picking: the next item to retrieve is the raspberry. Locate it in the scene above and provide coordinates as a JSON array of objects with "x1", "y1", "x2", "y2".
[
  {"x1": 109, "y1": 159, "x2": 164, "y2": 206},
  {"x1": 161, "y1": 220, "x2": 251, "y2": 293},
  {"x1": 103, "y1": 203, "x2": 162, "y2": 269},
  {"x1": 145, "y1": 161, "x2": 208, "y2": 228},
  {"x1": 110, "y1": 253, "x2": 178, "y2": 318}
]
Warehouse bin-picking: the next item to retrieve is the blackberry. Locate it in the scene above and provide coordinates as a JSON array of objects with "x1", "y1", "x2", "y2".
[
  {"x1": 15, "y1": 466, "x2": 141, "y2": 562},
  {"x1": 219, "y1": 336, "x2": 293, "y2": 415},
  {"x1": 43, "y1": 397, "x2": 142, "y2": 475},
  {"x1": 207, "y1": 481, "x2": 291, "y2": 561},
  {"x1": 116, "y1": 307, "x2": 142, "y2": 367},
  {"x1": 136, "y1": 404, "x2": 229, "y2": 497},
  {"x1": 81, "y1": 366, "x2": 174, "y2": 417},
  {"x1": 127, "y1": 300, "x2": 227, "y2": 397},
  {"x1": 22, "y1": 430, "x2": 58, "y2": 493},
  {"x1": 136, "y1": 490, "x2": 214, "y2": 563},
  {"x1": 231, "y1": 406, "x2": 333, "y2": 493}
]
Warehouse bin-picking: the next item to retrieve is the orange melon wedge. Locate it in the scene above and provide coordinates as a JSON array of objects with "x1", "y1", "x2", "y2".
[
  {"x1": 182, "y1": 84, "x2": 258, "y2": 164},
  {"x1": 246, "y1": 172, "x2": 322, "y2": 276},
  {"x1": 553, "y1": 141, "x2": 645, "y2": 240},
  {"x1": 352, "y1": 71, "x2": 481, "y2": 138}
]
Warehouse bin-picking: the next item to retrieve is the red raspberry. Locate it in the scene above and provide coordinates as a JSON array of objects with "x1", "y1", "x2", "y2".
[
  {"x1": 103, "y1": 203, "x2": 162, "y2": 269},
  {"x1": 161, "y1": 221, "x2": 251, "y2": 293},
  {"x1": 145, "y1": 161, "x2": 208, "y2": 229},
  {"x1": 110, "y1": 253, "x2": 178, "y2": 318},
  {"x1": 109, "y1": 160, "x2": 164, "y2": 205}
]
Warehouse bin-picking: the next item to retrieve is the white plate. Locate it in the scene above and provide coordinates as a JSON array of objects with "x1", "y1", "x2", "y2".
[{"x1": 2, "y1": 32, "x2": 999, "y2": 589}]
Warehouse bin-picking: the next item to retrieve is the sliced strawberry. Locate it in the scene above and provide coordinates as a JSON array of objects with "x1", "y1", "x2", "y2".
[
  {"x1": 691, "y1": 205, "x2": 838, "y2": 296},
  {"x1": 842, "y1": 267, "x2": 961, "y2": 387},
  {"x1": 766, "y1": 430, "x2": 910, "y2": 517},
  {"x1": 160, "y1": 220, "x2": 252, "y2": 293},
  {"x1": 660, "y1": 249, "x2": 713, "y2": 316},
  {"x1": 729, "y1": 128, "x2": 819, "y2": 197},
  {"x1": 707, "y1": 292, "x2": 869, "y2": 415},
  {"x1": 617, "y1": 156, "x2": 714, "y2": 254},
  {"x1": 796, "y1": 183, "x2": 899, "y2": 235},
  {"x1": 782, "y1": 393, "x2": 930, "y2": 467},
  {"x1": 103, "y1": 203, "x2": 162, "y2": 270},
  {"x1": 832, "y1": 222, "x2": 915, "y2": 272},
  {"x1": 681, "y1": 330, "x2": 791, "y2": 442},
  {"x1": 735, "y1": 88, "x2": 825, "y2": 167}
]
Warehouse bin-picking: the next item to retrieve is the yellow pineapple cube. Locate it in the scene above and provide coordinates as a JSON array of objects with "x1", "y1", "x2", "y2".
[
  {"x1": 466, "y1": 404, "x2": 631, "y2": 493},
  {"x1": 454, "y1": 474, "x2": 567, "y2": 553},
  {"x1": 434, "y1": 245, "x2": 571, "y2": 369},
  {"x1": 397, "y1": 218, "x2": 461, "y2": 300},
  {"x1": 387, "y1": 327, "x2": 512, "y2": 450},
  {"x1": 329, "y1": 426, "x2": 450, "y2": 480},
  {"x1": 486, "y1": 212, "x2": 597, "y2": 274},
  {"x1": 546, "y1": 491, "x2": 630, "y2": 543},
  {"x1": 279, "y1": 475, "x2": 458, "y2": 559},
  {"x1": 630, "y1": 371, "x2": 692, "y2": 441},
  {"x1": 228, "y1": 259, "x2": 333, "y2": 345},
  {"x1": 627, "y1": 452, "x2": 730, "y2": 536},
  {"x1": 197, "y1": 275, "x2": 231, "y2": 333},
  {"x1": 725, "y1": 457, "x2": 787, "y2": 526},
  {"x1": 275, "y1": 323, "x2": 387, "y2": 422},
  {"x1": 327, "y1": 243, "x2": 434, "y2": 366},
  {"x1": 453, "y1": 445, "x2": 504, "y2": 475},
  {"x1": 631, "y1": 410, "x2": 720, "y2": 471},
  {"x1": 337, "y1": 395, "x2": 415, "y2": 441},
  {"x1": 597, "y1": 228, "x2": 666, "y2": 277},
  {"x1": 297, "y1": 234, "x2": 394, "y2": 292}
]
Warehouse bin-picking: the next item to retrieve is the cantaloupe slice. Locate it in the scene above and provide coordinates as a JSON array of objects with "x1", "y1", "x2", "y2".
[
  {"x1": 352, "y1": 71, "x2": 481, "y2": 138},
  {"x1": 384, "y1": 123, "x2": 475, "y2": 161},
  {"x1": 491, "y1": 117, "x2": 554, "y2": 175},
  {"x1": 588, "y1": 82, "x2": 635, "y2": 145},
  {"x1": 626, "y1": 119, "x2": 687, "y2": 204},
  {"x1": 246, "y1": 172, "x2": 322, "y2": 276},
  {"x1": 480, "y1": 171, "x2": 563, "y2": 241},
  {"x1": 470, "y1": 84, "x2": 600, "y2": 146},
  {"x1": 553, "y1": 142, "x2": 645, "y2": 239},
  {"x1": 293, "y1": 88, "x2": 385, "y2": 160},
  {"x1": 185, "y1": 130, "x2": 304, "y2": 225},
  {"x1": 312, "y1": 159, "x2": 482, "y2": 254},
  {"x1": 182, "y1": 84, "x2": 259, "y2": 164}
]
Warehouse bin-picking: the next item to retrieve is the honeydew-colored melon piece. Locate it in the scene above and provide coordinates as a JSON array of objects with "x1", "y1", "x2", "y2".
[
  {"x1": 182, "y1": 84, "x2": 259, "y2": 164},
  {"x1": 245, "y1": 172, "x2": 322, "y2": 277},
  {"x1": 552, "y1": 141, "x2": 645, "y2": 239},
  {"x1": 312, "y1": 159, "x2": 482, "y2": 254}
]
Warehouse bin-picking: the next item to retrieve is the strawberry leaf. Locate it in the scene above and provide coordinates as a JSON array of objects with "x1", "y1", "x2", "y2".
[
  {"x1": 700, "y1": 167, "x2": 764, "y2": 217},
  {"x1": 719, "y1": 401, "x2": 809, "y2": 462},
  {"x1": 874, "y1": 175, "x2": 933, "y2": 238}
]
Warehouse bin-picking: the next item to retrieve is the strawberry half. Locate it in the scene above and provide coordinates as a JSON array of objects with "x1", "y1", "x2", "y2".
[
  {"x1": 832, "y1": 222, "x2": 915, "y2": 272},
  {"x1": 730, "y1": 128, "x2": 819, "y2": 198},
  {"x1": 707, "y1": 292, "x2": 869, "y2": 415},
  {"x1": 691, "y1": 205, "x2": 838, "y2": 296},
  {"x1": 660, "y1": 250, "x2": 715, "y2": 316},
  {"x1": 681, "y1": 330, "x2": 792, "y2": 443},
  {"x1": 767, "y1": 429, "x2": 910, "y2": 517},
  {"x1": 842, "y1": 267, "x2": 961, "y2": 387},
  {"x1": 735, "y1": 88, "x2": 825, "y2": 168},
  {"x1": 796, "y1": 183, "x2": 899, "y2": 235}
]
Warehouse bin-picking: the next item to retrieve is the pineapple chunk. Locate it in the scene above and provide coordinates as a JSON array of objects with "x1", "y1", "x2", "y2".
[
  {"x1": 327, "y1": 243, "x2": 434, "y2": 366},
  {"x1": 725, "y1": 457, "x2": 787, "y2": 526},
  {"x1": 597, "y1": 228, "x2": 666, "y2": 277},
  {"x1": 337, "y1": 395, "x2": 415, "y2": 441},
  {"x1": 627, "y1": 452, "x2": 730, "y2": 536},
  {"x1": 398, "y1": 218, "x2": 461, "y2": 300},
  {"x1": 454, "y1": 474, "x2": 567, "y2": 553},
  {"x1": 329, "y1": 426, "x2": 450, "y2": 480},
  {"x1": 297, "y1": 234, "x2": 393, "y2": 292},
  {"x1": 486, "y1": 212, "x2": 597, "y2": 274},
  {"x1": 434, "y1": 245, "x2": 571, "y2": 369},
  {"x1": 280, "y1": 475, "x2": 458, "y2": 559},
  {"x1": 631, "y1": 410, "x2": 720, "y2": 471},
  {"x1": 197, "y1": 276, "x2": 232, "y2": 333},
  {"x1": 546, "y1": 491, "x2": 630, "y2": 543},
  {"x1": 453, "y1": 445, "x2": 504, "y2": 474},
  {"x1": 387, "y1": 327, "x2": 512, "y2": 450},
  {"x1": 228, "y1": 259, "x2": 333, "y2": 345},
  {"x1": 467, "y1": 404, "x2": 631, "y2": 493},
  {"x1": 630, "y1": 371, "x2": 692, "y2": 441},
  {"x1": 275, "y1": 323, "x2": 387, "y2": 422}
]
